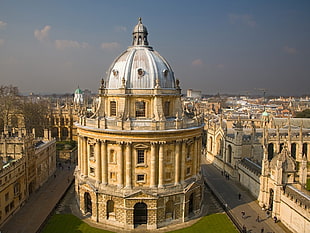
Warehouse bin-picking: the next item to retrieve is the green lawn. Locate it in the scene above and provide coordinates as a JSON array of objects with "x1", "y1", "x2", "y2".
[{"x1": 42, "y1": 213, "x2": 238, "y2": 233}]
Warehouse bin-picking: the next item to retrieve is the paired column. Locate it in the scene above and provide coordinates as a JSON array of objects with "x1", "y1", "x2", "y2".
[
  {"x1": 158, "y1": 142, "x2": 165, "y2": 188},
  {"x1": 150, "y1": 142, "x2": 157, "y2": 188},
  {"x1": 82, "y1": 137, "x2": 88, "y2": 176},
  {"x1": 117, "y1": 142, "x2": 124, "y2": 188},
  {"x1": 180, "y1": 140, "x2": 186, "y2": 182},
  {"x1": 193, "y1": 138, "x2": 198, "y2": 175},
  {"x1": 101, "y1": 140, "x2": 108, "y2": 185},
  {"x1": 125, "y1": 142, "x2": 132, "y2": 188},
  {"x1": 95, "y1": 140, "x2": 102, "y2": 183},
  {"x1": 174, "y1": 140, "x2": 181, "y2": 185},
  {"x1": 77, "y1": 136, "x2": 82, "y2": 170}
]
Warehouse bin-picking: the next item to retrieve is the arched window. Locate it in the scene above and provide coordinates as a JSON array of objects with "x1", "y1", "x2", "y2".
[
  {"x1": 165, "y1": 200, "x2": 174, "y2": 219},
  {"x1": 291, "y1": 143, "x2": 296, "y2": 159},
  {"x1": 109, "y1": 149, "x2": 116, "y2": 163},
  {"x1": 209, "y1": 137, "x2": 213, "y2": 152},
  {"x1": 303, "y1": 143, "x2": 308, "y2": 157},
  {"x1": 268, "y1": 143, "x2": 274, "y2": 161},
  {"x1": 135, "y1": 101, "x2": 146, "y2": 117},
  {"x1": 279, "y1": 143, "x2": 284, "y2": 153},
  {"x1": 110, "y1": 101, "x2": 116, "y2": 116},
  {"x1": 227, "y1": 145, "x2": 232, "y2": 164},
  {"x1": 188, "y1": 193, "x2": 194, "y2": 215},
  {"x1": 107, "y1": 200, "x2": 115, "y2": 219},
  {"x1": 164, "y1": 101, "x2": 170, "y2": 117}
]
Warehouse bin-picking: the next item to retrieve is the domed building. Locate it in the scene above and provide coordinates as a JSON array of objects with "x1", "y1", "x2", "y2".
[{"x1": 75, "y1": 18, "x2": 204, "y2": 230}]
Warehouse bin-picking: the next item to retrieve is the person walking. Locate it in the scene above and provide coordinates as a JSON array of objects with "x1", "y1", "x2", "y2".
[
  {"x1": 241, "y1": 211, "x2": 245, "y2": 219},
  {"x1": 256, "y1": 214, "x2": 260, "y2": 222}
]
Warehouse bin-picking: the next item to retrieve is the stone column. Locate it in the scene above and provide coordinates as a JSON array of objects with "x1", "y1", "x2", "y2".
[
  {"x1": 95, "y1": 140, "x2": 102, "y2": 184},
  {"x1": 193, "y1": 138, "x2": 198, "y2": 175},
  {"x1": 150, "y1": 142, "x2": 157, "y2": 187},
  {"x1": 118, "y1": 142, "x2": 124, "y2": 188},
  {"x1": 77, "y1": 136, "x2": 82, "y2": 171},
  {"x1": 101, "y1": 140, "x2": 108, "y2": 185},
  {"x1": 174, "y1": 140, "x2": 181, "y2": 185},
  {"x1": 180, "y1": 140, "x2": 186, "y2": 182},
  {"x1": 158, "y1": 142, "x2": 165, "y2": 188},
  {"x1": 125, "y1": 142, "x2": 132, "y2": 188},
  {"x1": 83, "y1": 137, "x2": 88, "y2": 176}
]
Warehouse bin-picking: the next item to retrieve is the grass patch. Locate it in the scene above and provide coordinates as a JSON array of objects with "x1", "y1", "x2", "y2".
[
  {"x1": 168, "y1": 213, "x2": 238, "y2": 233},
  {"x1": 42, "y1": 214, "x2": 114, "y2": 233},
  {"x1": 42, "y1": 213, "x2": 237, "y2": 233}
]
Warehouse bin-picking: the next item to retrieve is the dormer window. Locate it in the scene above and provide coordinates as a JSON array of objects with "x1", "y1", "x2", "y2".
[
  {"x1": 163, "y1": 69, "x2": 169, "y2": 77},
  {"x1": 137, "y1": 68, "x2": 145, "y2": 77}
]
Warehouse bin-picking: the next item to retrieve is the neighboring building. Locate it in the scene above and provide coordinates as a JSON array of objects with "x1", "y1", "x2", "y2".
[
  {"x1": 187, "y1": 89, "x2": 202, "y2": 98},
  {"x1": 75, "y1": 18, "x2": 204, "y2": 230},
  {"x1": 205, "y1": 114, "x2": 310, "y2": 233},
  {"x1": 0, "y1": 127, "x2": 56, "y2": 227}
]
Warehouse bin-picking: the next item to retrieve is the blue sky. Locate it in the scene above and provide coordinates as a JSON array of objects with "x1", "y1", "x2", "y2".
[{"x1": 0, "y1": 0, "x2": 309, "y2": 96}]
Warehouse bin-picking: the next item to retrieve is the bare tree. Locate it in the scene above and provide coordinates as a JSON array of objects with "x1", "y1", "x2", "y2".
[{"x1": 0, "y1": 85, "x2": 20, "y2": 131}]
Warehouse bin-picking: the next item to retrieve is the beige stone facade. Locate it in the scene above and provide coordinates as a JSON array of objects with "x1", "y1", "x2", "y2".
[
  {"x1": 75, "y1": 19, "x2": 204, "y2": 230},
  {"x1": 0, "y1": 128, "x2": 56, "y2": 227}
]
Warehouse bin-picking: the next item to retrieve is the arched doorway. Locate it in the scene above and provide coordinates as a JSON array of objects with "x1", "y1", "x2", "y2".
[
  {"x1": 189, "y1": 193, "x2": 194, "y2": 215},
  {"x1": 134, "y1": 202, "x2": 147, "y2": 227},
  {"x1": 106, "y1": 200, "x2": 115, "y2": 219},
  {"x1": 84, "y1": 192, "x2": 92, "y2": 214},
  {"x1": 165, "y1": 200, "x2": 174, "y2": 219}
]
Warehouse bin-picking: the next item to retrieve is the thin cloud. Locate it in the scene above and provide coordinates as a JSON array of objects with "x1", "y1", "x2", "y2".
[
  {"x1": 114, "y1": 26, "x2": 127, "y2": 32},
  {"x1": 191, "y1": 59, "x2": 203, "y2": 66},
  {"x1": 283, "y1": 46, "x2": 297, "y2": 54},
  {"x1": 229, "y1": 14, "x2": 256, "y2": 27},
  {"x1": 100, "y1": 42, "x2": 120, "y2": 50},
  {"x1": 0, "y1": 21, "x2": 7, "y2": 29},
  {"x1": 0, "y1": 39, "x2": 4, "y2": 47},
  {"x1": 216, "y1": 64, "x2": 225, "y2": 69},
  {"x1": 55, "y1": 40, "x2": 89, "y2": 50},
  {"x1": 34, "y1": 25, "x2": 51, "y2": 42}
]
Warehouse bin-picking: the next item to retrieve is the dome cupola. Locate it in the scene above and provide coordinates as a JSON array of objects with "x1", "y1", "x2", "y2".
[{"x1": 132, "y1": 17, "x2": 149, "y2": 46}]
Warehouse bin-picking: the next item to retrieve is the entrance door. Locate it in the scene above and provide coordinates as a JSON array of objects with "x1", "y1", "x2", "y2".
[
  {"x1": 189, "y1": 193, "x2": 194, "y2": 214},
  {"x1": 84, "y1": 192, "x2": 92, "y2": 214},
  {"x1": 134, "y1": 202, "x2": 147, "y2": 227}
]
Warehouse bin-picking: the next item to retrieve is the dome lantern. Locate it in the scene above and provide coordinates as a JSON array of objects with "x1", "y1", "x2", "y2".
[{"x1": 132, "y1": 17, "x2": 149, "y2": 46}]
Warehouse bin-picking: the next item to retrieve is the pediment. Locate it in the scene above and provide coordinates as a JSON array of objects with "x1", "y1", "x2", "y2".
[
  {"x1": 133, "y1": 143, "x2": 150, "y2": 149},
  {"x1": 125, "y1": 190, "x2": 158, "y2": 199}
]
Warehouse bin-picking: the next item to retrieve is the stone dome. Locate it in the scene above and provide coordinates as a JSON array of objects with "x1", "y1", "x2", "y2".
[{"x1": 105, "y1": 18, "x2": 176, "y2": 90}]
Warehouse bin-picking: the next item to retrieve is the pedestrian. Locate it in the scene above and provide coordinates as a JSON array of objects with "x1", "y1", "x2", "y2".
[
  {"x1": 256, "y1": 215, "x2": 260, "y2": 222},
  {"x1": 266, "y1": 210, "x2": 270, "y2": 218},
  {"x1": 227, "y1": 174, "x2": 229, "y2": 180},
  {"x1": 221, "y1": 170, "x2": 224, "y2": 176},
  {"x1": 238, "y1": 193, "x2": 241, "y2": 200},
  {"x1": 242, "y1": 225, "x2": 247, "y2": 233},
  {"x1": 54, "y1": 174, "x2": 56, "y2": 178},
  {"x1": 261, "y1": 227, "x2": 264, "y2": 233},
  {"x1": 241, "y1": 211, "x2": 245, "y2": 219},
  {"x1": 273, "y1": 216, "x2": 277, "y2": 223}
]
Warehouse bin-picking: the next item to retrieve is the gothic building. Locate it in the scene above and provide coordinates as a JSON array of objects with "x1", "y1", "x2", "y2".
[
  {"x1": 205, "y1": 114, "x2": 310, "y2": 233},
  {"x1": 75, "y1": 18, "x2": 204, "y2": 229}
]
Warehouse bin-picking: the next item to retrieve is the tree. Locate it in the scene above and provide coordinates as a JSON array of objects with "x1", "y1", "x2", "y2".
[
  {"x1": 22, "y1": 99, "x2": 49, "y2": 137},
  {"x1": 0, "y1": 85, "x2": 20, "y2": 131},
  {"x1": 295, "y1": 109, "x2": 310, "y2": 118}
]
